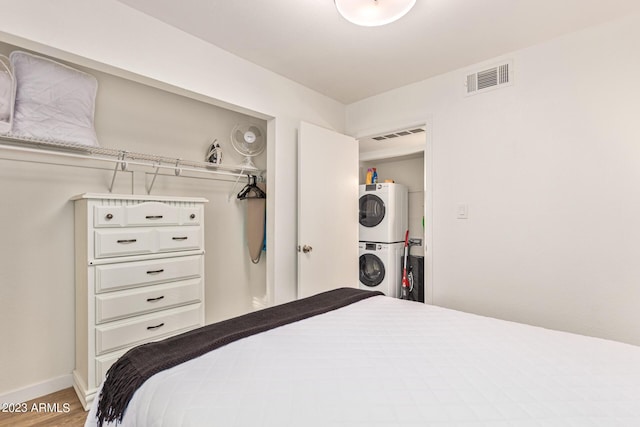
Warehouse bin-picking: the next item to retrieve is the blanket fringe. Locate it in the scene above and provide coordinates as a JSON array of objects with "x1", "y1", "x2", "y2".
[{"x1": 96, "y1": 356, "x2": 144, "y2": 426}]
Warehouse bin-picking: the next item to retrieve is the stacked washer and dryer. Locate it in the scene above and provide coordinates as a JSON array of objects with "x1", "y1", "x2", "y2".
[{"x1": 358, "y1": 183, "x2": 408, "y2": 298}]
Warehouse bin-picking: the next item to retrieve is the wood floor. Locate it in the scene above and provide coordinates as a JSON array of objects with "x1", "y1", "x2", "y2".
[{"x1": 0, "y1": 388, "x2": 87, "y2": 427}]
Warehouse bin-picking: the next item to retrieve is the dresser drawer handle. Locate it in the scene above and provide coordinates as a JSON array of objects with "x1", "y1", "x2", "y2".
[
  {"x1": 189, "y1": 213, "x2": 196, "y2": 219},
  {"x1": 146, "y1": 295, "x2": 165, "y2": 302},
  {"x1": 146, "y1": 323, "x2": 165, "y2": 330},
  {"x1": 105, "y1": 213, "x2": 114, "y2": 220},
  {"x1": 172, "y1": 236, "x2": 188, "y2": 241},
  {"x1": 116, "y1": 239, "x2": 137, "y2": 244},
  {"x1": 145, "y1": 215, "x2": 163, "y2": 219},
  {"x1": 146, "y1": 269, "x2": 165, "y2": 275}
]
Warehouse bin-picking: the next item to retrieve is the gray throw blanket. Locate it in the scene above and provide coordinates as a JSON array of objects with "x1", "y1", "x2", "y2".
[{"x1": 96, "y1": 287, "x2": 382, "y2": 426}]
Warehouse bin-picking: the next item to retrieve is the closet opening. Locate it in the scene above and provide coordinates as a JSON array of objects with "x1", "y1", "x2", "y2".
[{"x1": 357, "y1": 124, "x2": 431, "y2": 303}]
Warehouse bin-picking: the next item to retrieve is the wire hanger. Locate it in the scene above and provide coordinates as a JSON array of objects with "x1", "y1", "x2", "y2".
[{"x1": 237, "y1": 174, "x2": 266, "y2": 200}]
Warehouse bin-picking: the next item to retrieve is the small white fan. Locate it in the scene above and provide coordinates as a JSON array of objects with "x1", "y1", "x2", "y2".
[{"x1": 231, "y1": 123, "x2": 265, "y2": 169}]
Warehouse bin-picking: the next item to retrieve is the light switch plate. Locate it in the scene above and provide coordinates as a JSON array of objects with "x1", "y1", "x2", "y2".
[{"x1": 456, "y1": 203, "x2": 469, "y2": 219}]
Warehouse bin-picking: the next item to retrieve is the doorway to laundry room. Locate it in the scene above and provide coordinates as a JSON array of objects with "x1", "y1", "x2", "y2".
[{"x1": 358, "y1": 126, "x2": 428, "y2": 303}]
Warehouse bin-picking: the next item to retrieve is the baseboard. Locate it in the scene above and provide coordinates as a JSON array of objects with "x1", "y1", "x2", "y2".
[
  {"x1": 72, "y1": 370, "x2": 96, "y2": 411},
  {"x1": 0, "y1": 374, "x2": 72, "y2": 404}
]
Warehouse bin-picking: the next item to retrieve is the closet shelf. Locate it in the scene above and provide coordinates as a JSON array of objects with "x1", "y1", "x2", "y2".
[{"x1": 0, "y1": 134, "x2": 263, "y2": 194}]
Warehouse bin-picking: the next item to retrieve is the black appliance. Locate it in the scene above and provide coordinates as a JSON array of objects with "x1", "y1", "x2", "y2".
[{"x1": 401, "y1": 255, "x2": 424, "y2": 302}]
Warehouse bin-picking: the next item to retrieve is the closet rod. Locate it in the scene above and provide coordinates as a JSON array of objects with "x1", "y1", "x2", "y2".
[{"x1": 0, "y1": 136, "x2": 263, "y2": 193}]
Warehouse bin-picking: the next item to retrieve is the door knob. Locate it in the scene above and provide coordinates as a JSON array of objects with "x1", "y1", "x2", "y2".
[{"x1": 299, "y1": 244, "x2": 313, "y2": 254}]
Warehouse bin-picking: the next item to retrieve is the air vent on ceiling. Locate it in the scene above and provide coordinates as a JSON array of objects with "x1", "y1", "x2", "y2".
[
  {"x1": 466, "y1": 60, "x2": 512, "y2": 96},
  {"x1": 372, "y1": 128, "x2": 424, "y2": 141}
]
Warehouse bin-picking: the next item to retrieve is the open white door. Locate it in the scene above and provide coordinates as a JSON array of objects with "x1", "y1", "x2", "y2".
[{"x1": 298, "y1": 121, "x2": 358, "y2": 298}]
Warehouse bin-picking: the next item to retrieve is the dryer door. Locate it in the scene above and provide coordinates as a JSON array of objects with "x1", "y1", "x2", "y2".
[
  {"x1": 359, "y1": 194, "x2": 386, "y2": 228},
  {"x1": 359, "y1": 253, "x2": 386, "y2": 287}
]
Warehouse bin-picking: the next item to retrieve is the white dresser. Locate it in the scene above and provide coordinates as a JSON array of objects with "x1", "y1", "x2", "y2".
[{"x1": 72, "y1": 193, "x2": 208, "y2": 410}]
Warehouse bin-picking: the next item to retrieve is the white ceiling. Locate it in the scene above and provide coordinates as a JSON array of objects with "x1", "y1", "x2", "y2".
[{"x1": 116, "y1": 0, "x2": 640, "y2": 104}]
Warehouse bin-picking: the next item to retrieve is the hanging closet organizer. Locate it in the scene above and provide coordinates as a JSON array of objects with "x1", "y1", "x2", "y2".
[{"x1": 0, "y1": 134, "x2": 264, "y2": 194}]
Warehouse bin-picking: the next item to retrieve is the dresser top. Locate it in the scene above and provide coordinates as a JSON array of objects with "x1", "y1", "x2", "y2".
[{"x1": 71, "y1": 193, "x2": 209, "y2": 203}]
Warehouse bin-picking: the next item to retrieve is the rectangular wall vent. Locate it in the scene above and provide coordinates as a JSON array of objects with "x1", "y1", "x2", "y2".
[
  {"x1": 466, "y1": 61, "x2": 512, "y2": 96},
  {"x1": 371, "y1": 128, "x2": 424, "y2": 141}
]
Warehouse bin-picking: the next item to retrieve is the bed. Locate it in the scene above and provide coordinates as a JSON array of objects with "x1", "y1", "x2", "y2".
[{"x1": 86, "y1": 288, "x2": 640, "y2": 426}]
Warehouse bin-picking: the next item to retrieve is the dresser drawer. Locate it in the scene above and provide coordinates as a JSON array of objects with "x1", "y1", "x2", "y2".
[
  {"x1": 94, "y1": 323, "x2": 200, "y2": 384},
  {"x1": 94, "y1": 203, "x2": 203, "y2": 228},
  {"x1": 96, "y1": 278, "x2": 202, "y2": 323},
  {"x1": 94, "y1": 229, "x2": 155, "y2": 258},
  {"x1": 179, "y1": 205, "x2": 203, "y2": 226},
  {"x1": 94, "y1": 227, "x2": 203, "y2": 259},
  {"x1": 95, "y1": 255, "x2": 202, "y2": 293},
  {"x1": 124, "y1": 202, "x2": 180, "y2": 226},
  {"x1": 94, "y1": 206, "x2": 125, "y2": 227},
  {"x1": 156, "y1": 227, "x2": 202, "y2": 253},
  {"x1": 96, "y1": 349, "x2": 127, "y2": 384},
  {"x1": 95, "y1": 303, "x2": 202, "y2": 356}
]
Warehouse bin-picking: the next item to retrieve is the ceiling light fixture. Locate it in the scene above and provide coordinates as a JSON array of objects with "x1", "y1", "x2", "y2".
[{"x1": 334, "y1": 0, "x2": 416, "y2": 27}]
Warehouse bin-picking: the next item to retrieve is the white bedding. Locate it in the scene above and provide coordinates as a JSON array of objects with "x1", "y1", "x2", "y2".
[
  {"x1": 9, "y1": 51, "x2": 99, "y2": 146},
  {"x1": 86, "y1": 295, "x2": 640, "y2": 426},
  {"x1": 0, "y1": 54, "x2": 15, "y2": 134}
]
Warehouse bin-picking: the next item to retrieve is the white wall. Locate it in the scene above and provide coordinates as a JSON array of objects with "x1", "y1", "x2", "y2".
[
  {"x1": 347, "y1": 13, "x2": 640, "y2": 345},
  {"x1": 0, "y1": 0, "x2": 345, "y2": 399}
]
